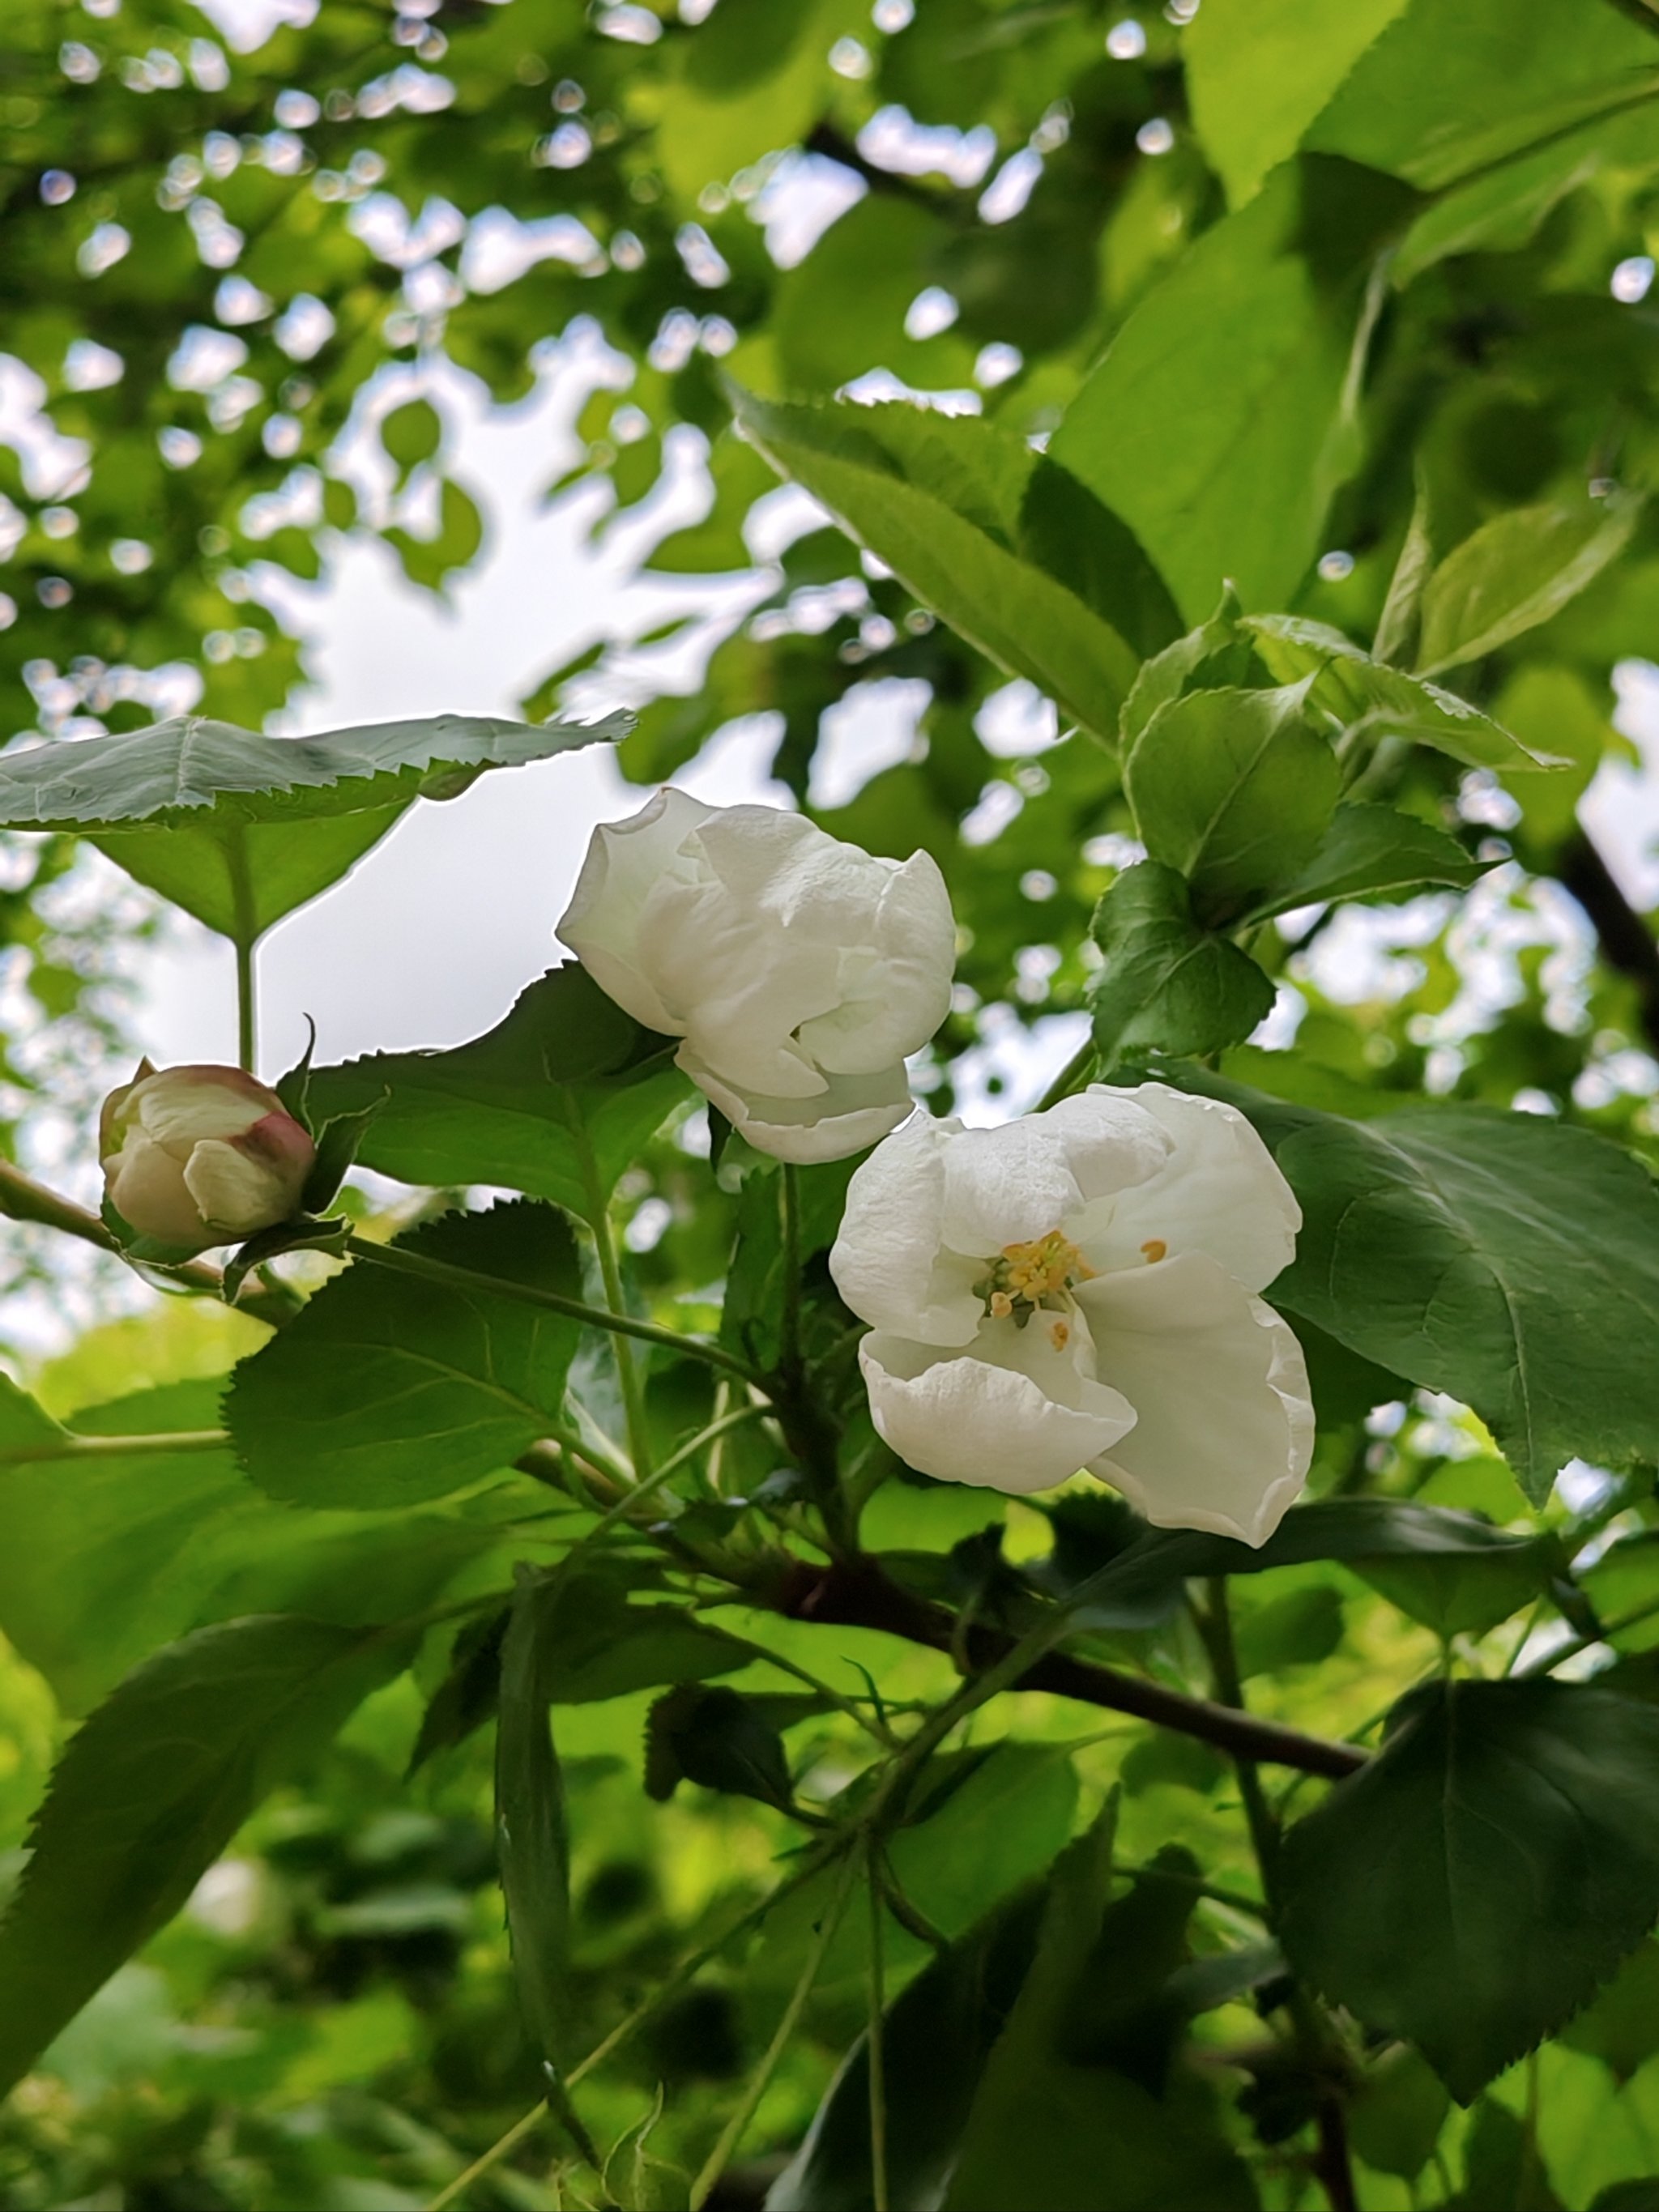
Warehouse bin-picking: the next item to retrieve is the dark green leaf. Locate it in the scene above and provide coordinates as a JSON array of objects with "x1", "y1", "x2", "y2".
[
  {"x1": 497, "y1": 1571, "x2": 576, "y2": 2078},
  {"x1": 1233, "y1": 1585, "x2": 1345, "y2": 1677},
  {"x1": 1124, "y1": 679, "x2": 1339, "y2": 923},
  {"x1": 1242, "y1": 802, "x2": 1489, "y2": 923},
  {"x1": 644, "y1": 1684, "x2": 795, "y2": 1811},
  {"x1": 1230, "y1": 1096, "x2": 1659, "y2": 1504},
  {"x1": 1561, "y1": 1941, "x2": 1659, "y2": 2083},
  {"x1": 0, "y1": 710, "x2": 627, "y2": 941},
  {"x1": 733, "y1": 390, "x2": 1175, "y2": 741},
  {"x1": 407, "y1": 1608, "x2": 509, "y2": 1777},
  {"x1": 0, "y1": 1613, "x2": 418, "y2": 2097},
  {"x1": 1279, "y1": 1679, "x2": 1659, "y2": 2099},
  {"x1": 1090, "y1": 862, "x2": 1277, "y2": 1068},
  {"x1": 303, "y1": 965, "x2": 689, "y2": 1225},
  {"x1": 1346, "y1": 2044, "x2": 1450, "y2": 2180},
  {"x1": 1453, "y1": 2097, "x2": 1564, "y2": 2210},
  {"x1": 224, "y1": 1199, "x2": 585, "y2": 1507},
  {"x1": 537, "y1": 1565, "x2": 751, "y2": 1704}
]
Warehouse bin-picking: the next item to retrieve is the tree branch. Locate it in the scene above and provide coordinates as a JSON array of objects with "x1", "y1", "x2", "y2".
[
  {"x1": 0, "y1": 1159, "x2": 297, "y2": 1329},
  {"x1": 1559, "y1": 831, "x2": 1659, "y2": 1058},
  {"x1": 778, "y1": 1558, "x2": 1367, "y2": 1779}
]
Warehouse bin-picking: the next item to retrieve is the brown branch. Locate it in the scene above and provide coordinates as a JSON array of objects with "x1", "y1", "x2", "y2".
[
  {"x1": 778, "y1": 1558, "x2": 1367, "y2": 1779},
  {"x1": 1559, "y1": 831, "x2": 1659, "y2": 1059},
  {"x1": 0, "y1": 1158, "x2": 297, "y2": 1330}
]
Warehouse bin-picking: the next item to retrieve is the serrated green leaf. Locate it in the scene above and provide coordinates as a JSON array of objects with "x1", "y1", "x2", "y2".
[
  {"x1": 0, "y1": 710, "x2": 627, "y2": 940},
  {"x1": 224, "y1": 1199, "x2": 585, "y2": 1508},
  {"x1": 1124, "y1": 680, "x2": 1339, "y2": 923},
  {"x1": 0, "y1": 1612, "x2": 419, "y2": 2097},
  {"x1": 1280, "y1": 1679, "x2": 1659, "y2": 2101},
  {"x1": 644, "y1": 1684, "x2": 795, "y2": 1809},
  {"x1": 1242, "y1": 613, "x2": 1558, "y2": 769},
  {"x1": 1227, "y1": 1097, "x2": 1659, "y2": 1504},
  {"x1": 1090, "y1": 862, "x2": 1276, "y2": 1068},
  {"x1": 1241, "y1": 802, "x2": 1488, "y2": 923},
  {"x1": 302, "y1": 965, "x2": 689, "y2": 1226}
]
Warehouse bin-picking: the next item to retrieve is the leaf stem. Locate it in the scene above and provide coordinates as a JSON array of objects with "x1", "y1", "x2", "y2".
[
  {"x1": 234, "y1": 936, "x2": 258, "y2": 1073},
  {"x1": 689, "y1": 1843, "x2": 861, "y2": 2211},
  {"x1": 867, "y1": 1846, "x2": 890, "y2": 2212},
  {"x1": 0, "y1": 1429, "x2": 228, "y2": 1466},
  {"x1": 227, "y1": 828, "x2": 259, "y2": 1072},
  {"x1": 780, "y1": 1162, "x2": 804, "y2": 1383},
  {"x1": 1035, "y1": 1035, "x2": 1098, "y2": 1111},
  {"x1": 576, "y1": 1119, "x2": 653, "y2": 1477},
  {"x1": 342, "y1": 1234, "x2": 762, "y2": 1388}
]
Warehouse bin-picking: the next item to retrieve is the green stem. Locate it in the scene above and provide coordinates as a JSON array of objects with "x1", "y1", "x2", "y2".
[
  {"x1": 0, "y1": 1429, "x2": 228, "y2": 1466},
  {"x1": 234, "y1": 936, "x2": 257, "y2": 1073},
  {"x1": 424, "y1": 2103, "x2": 551, "y2": 2212},
  {"x1": 1036, "y1": 1035, "x2": 1098, "y2": 1110},
  {"x1": 780, "y1": 1162, "x2": 804, "y2": 1383},
  {"x1": 579, "y1": 1127, "x2": 653, "y2": 1477},
  {"x1": 1199, "y1": 1579, "x2": 1282, "y2": 1898},
  {"x1": 343, "y1": 1235, "x2": 761, "y2": 1388},
  {"x1": 689, "y1": 1844, "x2": 861, "y2": 2211},
  {"x1": 1523, "y1": 1588, "x2": 1659, "y2": 1674},
  {"x1": 868, "y1": 1847, "x2": 889, "y2": 2212}
]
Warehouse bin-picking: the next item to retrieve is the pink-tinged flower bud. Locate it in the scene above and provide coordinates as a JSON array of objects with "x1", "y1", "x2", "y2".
[{"x1": 98, "y1": 1060, "x2": 315, "y2": 1255}]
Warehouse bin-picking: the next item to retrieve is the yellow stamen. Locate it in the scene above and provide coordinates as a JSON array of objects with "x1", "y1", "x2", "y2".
[
  {"x1": 977, "y1": 1228, "x2": 1094, "y2": 1323},
  {"x1": 989, "y1": 1290, "x2": 1014, "y2": 1319},
  {"x1": 1049, "y1": 1317, "x2": 1071, "y2": 1352},
  {"x1": 1141, "y1": 1238, "x2": 1166, "y2": 1264}
]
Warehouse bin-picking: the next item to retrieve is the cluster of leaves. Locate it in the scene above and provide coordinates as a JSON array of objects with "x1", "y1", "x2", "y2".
[{"x1": 11, "y1": 1, "x2": 1659, "y2": 2209}]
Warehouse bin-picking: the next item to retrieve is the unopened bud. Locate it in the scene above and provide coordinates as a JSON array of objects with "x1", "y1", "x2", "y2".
[{"x1": 98, "y1": 1060, "x2": 314, "y2": 1254}]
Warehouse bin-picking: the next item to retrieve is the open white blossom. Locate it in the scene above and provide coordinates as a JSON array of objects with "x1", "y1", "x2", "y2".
[
  {"x1": 830, "y1": 1082, "x2": 1313, "y2": 1544},
  {"x1": 559, "y1": 790, "x2": 954, "y2": 1162},
  {"x1": 99, "y1": 1060, "x2": 314, "y2": 1255}
]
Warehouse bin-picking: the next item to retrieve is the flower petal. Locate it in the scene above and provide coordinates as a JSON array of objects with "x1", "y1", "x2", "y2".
[
  {"x1": 106, "y1": 1130, "x2": 211, "y2": 1251},
  {"x1": 686, "y1": 1051, "x2": 917, "y2": 1166},
  {"x1": 132, "y1": 1064, "x2": 291, "y2": 1153},
  {"x1": 1078, "y1": 1251, "x2": 1313, "y2": 1544},
  {"x1": 859, "y1": 1328, "x2": 1137, "y2": 1494},
  {"x1": 182, "y1": 1139, "x2": 296, "y2": 1236},
  {"x1": 830, "y1": 1113, "x2": 984, "y2": 1345},
  {"x1": 938, "y1": 1091, "x2": 1169, "y2": 1255},
  {"x1": 795, "y1": 850, "x2": 954, "y2": 1076},
  {"x1": 557, "y1": 787, "x2": 712, "y2": 1037},
  {"x1": 1080, "y1": 1083, "x2": 1299, "y2": 1294}
]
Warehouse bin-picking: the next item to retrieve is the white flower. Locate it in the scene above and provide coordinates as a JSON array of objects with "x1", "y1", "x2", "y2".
[
  {"x1": 99, "y1": 1060, "x2": 315, "y2": 1255},
  {"x1": 559, "y1": 790, "x2": 954, "y2": 1162},
  {"x1": 829, "y1": 1082, "x2": 1313, "y2": 1544}
]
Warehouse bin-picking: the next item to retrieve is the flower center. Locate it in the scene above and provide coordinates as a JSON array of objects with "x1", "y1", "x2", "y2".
[{"x1": 973, "y1": 1229, "x2": 1095, "y2": 1328}]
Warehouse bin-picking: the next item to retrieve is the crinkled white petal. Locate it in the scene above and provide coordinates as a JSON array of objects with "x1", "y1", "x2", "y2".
[
  {"x1": 1077, "y1": 1251, "x2": 1313, "y2": 1545},
  {"x1": 830, "y1": 1112, "x2": 983, "y2": 1346},
  {"x1": 557, "y1": 787, "x2": 713, "y2": 1037},
  {"x1": 181, "y1": 1138, "x2": 296, "y2": 1235},
  {"x1": 795, "y1": 850, "x2": 953, "y2": 1075},
  {"x1": 860, "y1": 1321, "x2": 1137, "y2": 1493},
  {"x1": 1078, "y1": 1083, "x2": 1299, "y2": 1294},
  {"x1": 937, "y1": 1091, "x2": 1170, "y2": 1255},
  {"x1": 105, "y1": 1130, "x2": 211, "y2": 1250},
  {"x1": 684, "y1": 1051, "x2": 916, "y2": 1166}
]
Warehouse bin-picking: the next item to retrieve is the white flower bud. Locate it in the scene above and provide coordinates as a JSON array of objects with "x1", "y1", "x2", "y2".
[
  {"x1": 829, "y1": 1083, "x2": 1315, "y2": 1545},
  {"x1": 98, "y1": 1060, "x2": 315, "y2": 1255},
  {"x1": 559, "y1": 791, "x2": 955, "y2": 1162}
]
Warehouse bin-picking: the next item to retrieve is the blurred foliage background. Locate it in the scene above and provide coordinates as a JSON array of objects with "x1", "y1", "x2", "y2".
[{"x1": 7, "y1": 0, "x2": 1659, "y2": 2207}]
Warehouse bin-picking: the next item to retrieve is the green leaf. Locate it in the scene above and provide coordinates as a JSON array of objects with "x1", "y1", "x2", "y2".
[
  {"x1": 644, "y1": 1683, "x2": 795, "y2": 1811},
  {"x1": 1456, "y1": 2098, "x2": 1565, "y2": 2212},
  {"x1": 0, "y1": 710, "x2": 627, "y2": 941},
  {"x1": 886, "y1": 1743, "x2": 1081, "y2": 1941},
  {"x1": 408, "y1": 1608, "x2": 508, "y2": 1776},
  {"x1": 224, "y1": 1199, "x2": 585, "y2": 1508},
  {"x1": 1090, "y1": 863, "x2": 1276, "y2": 1068},
  {"x1": 534, "y1": 1565, "x2": 751, "y2": 1703},
  {"x1": 1118, "y1": 589, "x2": 1262, "y2": 748},
  {"x1": 1184, "y1": 0, "x2": 1413, "y2": 207},
  {"x1": 1242, "y1": 613, "x2": 1560, "y2": 768},
  {"x1": 1417, "y1": 497, "x2": 1644, "y2": 676},
  {"x1": 1124, "y1": 679, "x2": 1339, "y2": 923},
  {"x1": 1346, "y1": 2045, "x2": 1450, "y2": 2181},
  {"x1": 386, "y1": 478, "x2": 485, "y2": 595},
  {"x1": 0, "y1": 1613, "x2": 418, "y2": 2097},
  {"x1": 1279, "y1": 1678, "x2": 1659, "y2": 2100},
  {"x1": 0, "y1": 1376, "x2": 498, "y2": 1714},
  {"x1": 303, "y1": 965, "x2": 689, "y2": 1226},
  {"x1": 496, "y1": 1571, "x2": 576, "y2": 2081},
  {"x1": 1561, "y1": 1942, "x2": 1659, "y2": 2084},
  {"x1": 602, "y1": 2087, "x2": 691, "y2": 2212},
  {"x1": 381, "y1": 397, "x2": 442, "y2": 473},
  {"x1": 1241, "y1": 802, "x2": 1489, "y2": 923},
  {"x1": 1230, "y1": 1096, "x2": 1659, "y2": 1505},
  {"x1": 770, "y1": 1883, "x2": 1047, "y2": 2212},
  {"x1": 1051, "y1": 160, "x2": 1412, "y2": 621},
  {"x1": 732, "y1": 390, "x2": 1179, "y2": 741},
  {"x1": 1232, "y1": 1584, "x2": 1345, "y2": 1677},
  {"x1": 1303, "y1": 0, "x2": 1659, "y2": 190},
  {"x1": 945, "y1": 1808, "x2": 1257, "y2": 2210}
]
